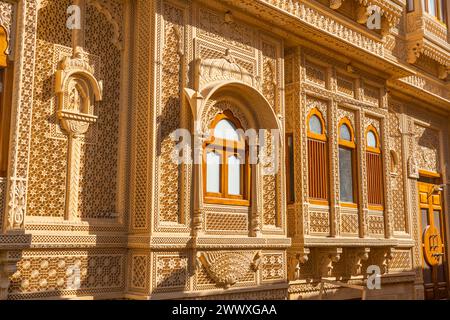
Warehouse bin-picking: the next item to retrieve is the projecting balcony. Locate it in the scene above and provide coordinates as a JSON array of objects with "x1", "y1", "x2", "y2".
[{"x1": 406, "y1": 2, "x2": 450, "y2": 79}]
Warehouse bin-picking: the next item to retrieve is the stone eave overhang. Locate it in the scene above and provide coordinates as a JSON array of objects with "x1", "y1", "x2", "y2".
[
  {"x1": 221, "y1": 0, "x2": 413, "y2": 79},
  {"x1": 387, "y1": 78, "x2": 450, "y2": 111}
]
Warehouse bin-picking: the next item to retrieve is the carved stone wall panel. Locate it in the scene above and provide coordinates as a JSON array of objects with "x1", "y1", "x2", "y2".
[
  {"x1": 205, "y1": 211, "x2": 249, "y2": 235},
  {"x1": 340, "y1": 213, "x2": 359, "y2": 235},
  {"x1": 153, "y1": 252, "x2": 189, "y2": 292},
  {"x1": 261, "y1": 39, "x2": 281, "y2": 113},
  {"x1": 261, "y1": 252, "x2": 285, "y2": 282},
  {"x1": 131, "y1": 0, "x2": 153, "y2": 230},
  {"x1": 156, "y1": 1, "x2": 185, "y2": 224},
  {"x1": 389, "y1": 249, "x2": 413, "y2": 273},
  {"x1": 309, "y1": 211, "x2": 330, "y2": 235},
  {"x1": 336, "y1": 73, "x2": 355, "y2": 98},
  {"x1": 415, "y1": 125, "x2": 440, "y2": 173},
  {"x1": 262, "y1": 130, "x2": 279, "y2": 228},
  {"x1": 367, "y1": 214, "x2": 385, "y2": 237},
  {"x1": 388, "y1": 102, "x2": 406, "y2": 233},
  {"x1": 78, "y1": 2, "x2": 123, "y2": 219},
  {"x1": 129, "y1": 253, "x2": 149, "y2": 293},
  {"x1": 8, "y1": 249, "x2": 125, "y2": 300},
  {"x1": 305, "y1": 59, "x2": 327, "y2": 88},
  {"x1": 27, "y1": 0, "x2": 73, "y2": 218},
  {"x1": 194, "y1": 251, "x2": 258, "y2": 291},
  {"x1": 197, "y1": 6, "x2": 256, "y2": 56}
]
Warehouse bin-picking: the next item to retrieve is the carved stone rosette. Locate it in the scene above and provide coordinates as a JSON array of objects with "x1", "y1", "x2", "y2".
[{"x1": 55, "y1": 46, "x2": 103, "y2": 220}]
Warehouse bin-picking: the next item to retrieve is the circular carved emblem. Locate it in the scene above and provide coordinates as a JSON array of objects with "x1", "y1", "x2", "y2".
[{"x1": 423, "y1": 226, "x2": 444, "y2": 267}]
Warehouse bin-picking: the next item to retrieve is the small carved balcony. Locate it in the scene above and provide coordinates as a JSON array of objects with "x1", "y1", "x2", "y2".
[{"x1": 406, "y1": 2, "x2": 450, "y2": 79}]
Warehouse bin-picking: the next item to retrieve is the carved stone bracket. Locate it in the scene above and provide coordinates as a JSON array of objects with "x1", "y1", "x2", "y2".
[
  {"x1": 0, "y1": 251, "x2": 19, "y2": 300},
  {"x1": 317, "y1": 248, "x2": 342, "y2": 277},
  {"x1": 330, "y1": 0, "x2": 344, "y2": 10},
  {"x1": 371, "y1": 247, "x2": 394, "y2": 275},
  {"x1": 55, "y1": 46, "x2": 103, "y2": 220},
  {"x1": 197, "y1": 251, "x2": 261, "y2": 289},
  {"x1": 293, "y1": 248, "x2": 310, "y2": 280},
  {"x1": 347, "y1": 248, "x2": 370, "y2": 276}
]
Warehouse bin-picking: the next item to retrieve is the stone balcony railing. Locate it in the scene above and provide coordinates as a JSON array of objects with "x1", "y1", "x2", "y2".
[{"x1": 406, "y1": 10, "x2": 450, "y2": 78}]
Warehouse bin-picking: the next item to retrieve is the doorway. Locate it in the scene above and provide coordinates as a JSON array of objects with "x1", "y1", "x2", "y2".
[{"x1": 418, "y1": 179, "x2": 448, "y2": 300}]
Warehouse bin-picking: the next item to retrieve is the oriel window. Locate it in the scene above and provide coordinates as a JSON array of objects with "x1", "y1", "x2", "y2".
[{"x1": 203, "y1": 111, "x2": 250, "y2": 206}]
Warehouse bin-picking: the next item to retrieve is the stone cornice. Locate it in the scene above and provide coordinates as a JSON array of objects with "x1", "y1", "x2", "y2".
[{"x1": 221, "y1": 0, "x2": 413, "y2": 78}]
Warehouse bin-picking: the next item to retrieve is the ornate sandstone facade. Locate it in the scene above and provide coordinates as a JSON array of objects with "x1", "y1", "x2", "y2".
[{"x1": 0, "y1": 0, "x2": 448, "y2": 300}]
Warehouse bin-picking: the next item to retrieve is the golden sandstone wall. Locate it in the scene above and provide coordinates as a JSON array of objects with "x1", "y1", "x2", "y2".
[{"x1": 0, "y1": 0, "x2": 449, "y2": 300}]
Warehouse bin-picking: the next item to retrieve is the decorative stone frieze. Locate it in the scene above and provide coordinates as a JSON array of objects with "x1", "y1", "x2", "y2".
[{"x1": 197, "y1": 251, "x2": 262, "y2": 289}]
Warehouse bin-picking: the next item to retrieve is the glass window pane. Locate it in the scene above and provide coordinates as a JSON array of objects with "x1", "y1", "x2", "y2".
[
  {"x1": 339, "y1": 147, "x2": 354, "y2": 203},
  {"x1": 214, "y1": 119, "x2": 239, "y2": 141},
  {"x1": 367, "y1": 131, "x2": 377, "y2": 148},
  {"x1": 340, "y1": 124, "x2": 352, "y2": 141},
  {"x1": 421, "y1": 209, "x2": 429, "y2": 232},
  {"x1": 433, "y1": 210, "x2": 441, "y2": 231},
  {"x1": 206, "y1": 152, "x2": 221, "y2": 193},
  {"x1": 428, "y1": 0, "x2": 437, "y2": 16},
  {"x1": 309, "y1": 115, "x2": 323, "y2": 135},
  {"x1": 228, "y1": 155, "x2": 241, "y2": 195},
  {"x1": 407, "y1": 0, "x2": 414, "y2": 11}
]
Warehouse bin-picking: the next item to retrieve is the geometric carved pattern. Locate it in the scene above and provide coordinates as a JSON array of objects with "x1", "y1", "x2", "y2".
[
  {"x1": 158, "y1": 3, "x2": 183, "y2": 223},
  {"x1": 415, "y1": 125, "x2": 440, "y2": 173},
  {"x1": 368, "y1": 215, "x2": 385, "y2": 236},
  {"x1": 130, "y1": 255, "x2": 148, "y2": 290},
  {"x1": 305, "y1": 60, "x2": 326, "y2": 87},
  {"x1": 336, "y1": 74, "x2": 354, "y2": 97},
  {"x1": 309, "y1": 211, "x2": 330, "y2": 234},
  {"x1": 154, "y1": 253, "x2": 188, "y2": 291},
  {"x1": 261, "y1": 253, "x2": 284, "y2": 282},
  {"x1": 340, "y1": 213, "x2": 359, "y2": 235},
  {"x1": 205, "y1": 212, "x2": 248, "y2": 234},
  {"x1": 27, "y1": 0, "x2": 73, "y2": 218},
  {"x1": 389, "y1": 250, "x2": 412, "y2": 272},
  {"x1": 9, "y1": 250, "x2": 124, "y2": 299}
]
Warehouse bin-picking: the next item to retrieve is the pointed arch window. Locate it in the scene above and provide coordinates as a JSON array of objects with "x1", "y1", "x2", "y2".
[
  {"x1": 0, "y1": 25, "x2": 13, "y2": 177},
  {"x1": 366, "y1": 126, "x2": 384, "y2": 210},
  {"x1": 203, "y1": 111, "x2": 250, "y2": 206},
  {"x1": 338, "y1": 118, "x2": 358, "y2": 207},
  {"x1": 307, "y1": 108, "x2": 328, "y2": 204}
]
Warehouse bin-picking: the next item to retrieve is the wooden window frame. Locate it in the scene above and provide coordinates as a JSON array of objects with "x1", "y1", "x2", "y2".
[
  {"x1": 203, "y1": 111, "x2": 251, "y2": 207},
  {"x1": 423, "y1": 0, "x2": 447, "y2": 24},
  {"x1": 0, "y1": 26, "x2": 12, "y2": 178},
  {"x1": 307, "y1": 108, "x2": 329, "y2": 206},
  {"x1": 365, "y1": 125, "x2": 384, "y2": 211},
  {"x1": 286, "y1": 133, "x2": 295, "y2": 204},
  {"x1": 338, "y1": 118, "x2": 358, "y2": 208}
]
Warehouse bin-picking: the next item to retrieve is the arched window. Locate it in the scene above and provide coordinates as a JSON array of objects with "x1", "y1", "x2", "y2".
[
  {"x1": 365, "y1": 125, "x2": 383, "y2": 210},
  {"x1": 203, "y1": 111, "x2": 250, "y2": 206},
  {"x1": 338, "y1": 118, "x2": 357, "y2": 206},
  {"x1": 0, "y1": 25, "x2": 12, "y2": 177},
  {"x1": 307, "y1": 108, "x2": 328, "y2": 204}
]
